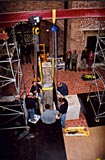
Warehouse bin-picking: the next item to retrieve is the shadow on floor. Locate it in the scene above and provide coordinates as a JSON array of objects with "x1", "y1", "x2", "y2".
[{"x1": 0, "y1": 119, "x2": 67, "y2": 160}]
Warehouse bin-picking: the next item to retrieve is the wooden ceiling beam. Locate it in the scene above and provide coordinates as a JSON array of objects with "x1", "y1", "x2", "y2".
[{"x1": 0, "y1": 8, "x2": 105, "y2": 27}]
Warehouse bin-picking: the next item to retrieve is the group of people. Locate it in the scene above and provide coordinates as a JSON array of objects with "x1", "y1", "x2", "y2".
[
  {"x1": 25, "y1": 80, "x2": 69, "y2": 128},
  {"x1": 65, "y1": 47, "x2": 94, "y2": 72},
  {"x1": 41, "y1": 94, "x2": 68, "y2": 128},
  {"x1": 41, "y1": 81, "x2": 68, "y2": 128},
  {"x1": 25, "y1": 80, "x2": 43, "y2": 124},
  {"x1": 24, "y1": 47, "x2": 94, "y2": 128}
]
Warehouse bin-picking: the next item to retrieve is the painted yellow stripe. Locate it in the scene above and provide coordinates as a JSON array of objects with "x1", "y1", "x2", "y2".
[{"x1": 42, "y1": 87, "x2": 53, "y2": 91}]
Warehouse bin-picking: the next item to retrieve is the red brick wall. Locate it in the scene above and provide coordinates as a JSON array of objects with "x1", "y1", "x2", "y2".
[
  {"x1": 71, "y1": 1, "x2": 104, "y2": 8},
  {"x1": 0, "y1": 1, "x2": 105, "y2": 62},
  {"x1": 0, "y1": 1, "x2": 104, "y2": 13},
  {"x1": 0, "y1": 1, "x2": 64, "y2": 13},
  {"x1": 67, "y1": 1, "x2": 105, "y2": 64}
]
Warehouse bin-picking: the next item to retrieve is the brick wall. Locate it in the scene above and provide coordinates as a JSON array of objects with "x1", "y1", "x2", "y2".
[
  {"x1": 0, "y1": 1, "x2": 64, "y2": 13},
  {"x1": 71, "y1": 1, "x2": 104, "y2": 8},
  {"x1": 67, "y1": 1, "x2": 105, "y2": 66},
  {"x1": 0, "y1": 0, "x2": 104, "y2": 63},
  {"x1": 0, "y1": 0, "x2": 104, "y2": 13}
]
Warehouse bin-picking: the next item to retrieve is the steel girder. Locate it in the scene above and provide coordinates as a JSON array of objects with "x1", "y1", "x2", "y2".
[{"x1": 0, "y1": 8, "x2": 105, "y2": 27}]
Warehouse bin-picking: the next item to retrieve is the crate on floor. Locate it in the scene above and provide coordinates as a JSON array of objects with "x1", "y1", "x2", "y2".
[{"x1": 65, "y1": 94, "x2": 81, "y2": 120}]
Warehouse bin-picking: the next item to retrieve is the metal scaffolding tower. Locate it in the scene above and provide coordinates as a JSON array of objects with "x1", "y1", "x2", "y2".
[
  {"x1": 87, "y1": 20, "x2": 105, "y2": 122},
  {"x1": 0, "y1": 27, "x2": 29, "y2": 131}
]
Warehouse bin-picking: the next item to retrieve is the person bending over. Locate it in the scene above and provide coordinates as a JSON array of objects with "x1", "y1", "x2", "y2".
[
  {"x1": 41, "y1": 104, "x2": 59, "y2": 124},
  {"x1": 30, "y1": 81, "x2": 43, "y2": 103},
  {"x1": 58, "y1": 97, "x2": 68, "y2": 128},
  {"x1": 57, "y1": 81, "x2": 68, "y2": 96}
]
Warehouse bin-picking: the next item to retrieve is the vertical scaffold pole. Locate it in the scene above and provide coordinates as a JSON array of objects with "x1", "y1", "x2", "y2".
[
  {"x1": 87, "y1": 20, "x2": 105, "y2": 122},
  {"x1": 51, "y1": 9, "x2": 58, "y2": 86}
]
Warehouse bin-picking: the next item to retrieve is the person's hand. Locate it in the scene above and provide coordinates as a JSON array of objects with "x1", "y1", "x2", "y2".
[
  {"x1": 34, "y1": 90, "x2": 37, "y2": 94},
  {"x1": 56, "y1": 115, "x2": 60, "y2": 119}
]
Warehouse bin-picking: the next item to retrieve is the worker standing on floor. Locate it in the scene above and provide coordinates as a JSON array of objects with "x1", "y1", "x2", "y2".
[
  {"x1": 25, "y1": 92, "x2": 37, "y2": 124},
  {"x1": 58, "y1": 96, "x2": 68, "y2": 128}
]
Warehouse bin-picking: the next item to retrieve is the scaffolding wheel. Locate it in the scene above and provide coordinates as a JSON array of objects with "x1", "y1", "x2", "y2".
[{"x1": 95, "y1": 117, "x2": 100, "y2": 122}]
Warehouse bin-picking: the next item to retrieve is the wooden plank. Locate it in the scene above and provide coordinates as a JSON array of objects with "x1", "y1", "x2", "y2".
[
  {"x1": 0, "y1": 96, "x2": 15, "y2": 102},
  {"x1": 63, "y1": 126, "x2": 105, "y2": 160}
]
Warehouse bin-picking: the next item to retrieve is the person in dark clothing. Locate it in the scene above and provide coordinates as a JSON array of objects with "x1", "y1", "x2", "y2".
[
  {"x1": 65, "y1": 49, "x2": 72, "y2": 70},
  {"x1": 57, "y1": 82, "x2": 68, "y2": 96},
  {"x1": 88, "y1": 50, "x2": 94, "y2": 70},
  {"x1": 80, "y1": 47, "x2": 88, "y2": 70},
  {"x1": 71, "y1": 50, "x2": 78, "y2": 72},
  {"x1": 24, "y1": 44, "x2": 31, "y2": 64},
  {"x1": 58, "y1": 97, "x2": 68, "y2": 128},
  {"x1": 30, "y1": 81, "x2": 43, "y2": 103},
  {"x1": 25, "y1": 92, "x2": 37, "y2": 123}
]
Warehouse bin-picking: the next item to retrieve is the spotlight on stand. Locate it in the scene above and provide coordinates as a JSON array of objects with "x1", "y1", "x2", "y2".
[{"x1": 29, "y1": 16, "x2": 42, "y2": 26}]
